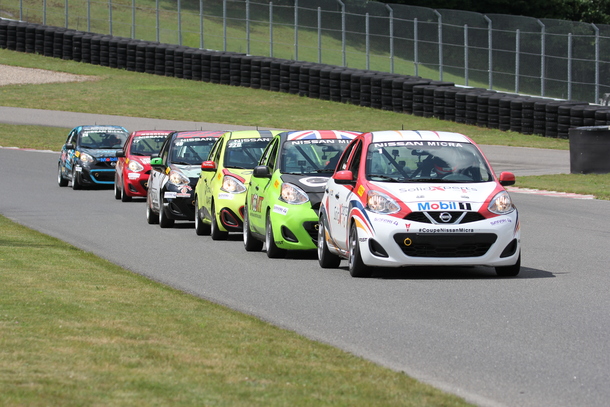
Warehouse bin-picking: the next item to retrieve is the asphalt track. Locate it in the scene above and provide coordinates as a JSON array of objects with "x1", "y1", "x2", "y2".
[{"x1": 2, "y1": 107, "x2": 609, "y2": 407}]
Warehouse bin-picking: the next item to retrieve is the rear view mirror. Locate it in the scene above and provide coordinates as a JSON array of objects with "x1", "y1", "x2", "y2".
[
  {"x1": 333, "y1": 170, "x2": 354, "y2": 185},
  {"x1": 499, "y1": 171, "x2": 516, "y2": 186},
  {"x1": 201, "y1": 160, "x2": 217, "y2": 171}
]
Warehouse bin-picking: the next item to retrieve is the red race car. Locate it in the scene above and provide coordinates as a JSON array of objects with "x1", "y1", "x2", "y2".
[{"x1": 114, "y1": 130, "x2": 174, "y2": 201}]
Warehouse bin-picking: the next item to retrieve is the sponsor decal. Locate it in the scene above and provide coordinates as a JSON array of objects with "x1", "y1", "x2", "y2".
[
  {"x1": 165, "y1": 167, "x2": 170, "y2": 174},
  {"x1": 99, "y1": 157, "x2": 118, "y2": 162},
  {"x1": 359, "y1": 237, "x2": 368, "y2": 242},
  {"x1": 490, "y1": 218, "x2": 512, "y2": 226},
  {"x1": 418, "y1": 227, "x2": 474, "y2": 233},
  {"x1": 176, "y1": 193, "x2": 190, "y2": 197},
  {"x1": 218, "y1": 193, "x2": 233, "y2": 200},
  {"x1": 416, "y1": 202, "x2": 472, "y2": 211},
  {"x1": 405, "y1": 223, "x2": 411, "y2": 232},
  {"x1": 274, "y1": 179, "x2": 280, "y2": 189},
  {"x1": 399, "y1": 186, "x2": 479, "y2": 193},
  {"x1": 357, "y1": 185, "x2": 365, "y2": 197},
  {"x1": 300, "y1": 177, "x2": 329, "y2": 188},
  {"x1": 75, "y1": 151, "x2": 81, "y2": 158},
  {"x1": 141, "y1": 157, "x2": 150, "y2": 164},
  {"x1": 75, "y1": 166, "x2": 82, "y2": 172},
  {"x1": 251, "y1": 195, "x2": 264, "y2": 212},
  {"x1": 373, "y1": 217, "x2": 399, "y2": 226},
  {"x1": 179, "y1": 186, "x2": 191, "y2": 194},
  {"x1": 128, "y1": 173, "x2": 141, "y2": 180},
  {"x1": 333, "y1": 204, "x2": 349, "y2": 226},
  {"x1": 273, "y1": 205, "x2": 288, "y2": 215},
  {"x1": 164, "y1": 192, "x2": 177, "y2": 198}
]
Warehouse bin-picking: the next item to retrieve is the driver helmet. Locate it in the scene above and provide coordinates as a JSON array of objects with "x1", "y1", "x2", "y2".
[{"x1": 433, "y1": 157, "x2": 456, "y2": 176}]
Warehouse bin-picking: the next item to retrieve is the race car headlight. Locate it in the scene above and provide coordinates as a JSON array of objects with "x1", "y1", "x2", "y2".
[
  {"x1": 280, "y1": 183, "x2": 309, "y2": 205},
  {"x1": 79, "y1": 152, "x2": 94, "y2": 164},
  {"x1": 367, "y1": 190, "x2": 400, "y2": 214},
  {"x1": 168, "y1": 170, "x2": 190, "y2": 186},
  {"x1": 128, "y1": 160, "x2": 145, "y2": 172},
  {"x1": 221, "y1": 175, "x2": 246, "y2": 194},
  {"x1": 488, "y1": 190, "x2": 515, "y2": 215}
]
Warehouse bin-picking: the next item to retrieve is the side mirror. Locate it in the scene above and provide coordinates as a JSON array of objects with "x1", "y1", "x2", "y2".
[
  {"x1": 499, "y1": 171, "x2": 516, "y2": 186},
  {"x1": 150, "y1": 157, "x2": 164, "y2": 168},
  {"x1": 116, "y1": 150, "x2": 125, "y2": 158},
  {"x1": 200, "y1": 160, "x2": 217, "y2": 171},
  {"x1": 65, "y1": 143, "x2": 74, "y2": 150},
  {"x1": 253, "y1": 165, "x2": 271, "y2": 178},
  {"x1": 333, "y1": 170, "x2": 354, "y2": 185}
]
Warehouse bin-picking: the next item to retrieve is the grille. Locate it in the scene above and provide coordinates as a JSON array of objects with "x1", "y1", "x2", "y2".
[
  {"x1": 303, "y1": 221, "x2": 319, "y2": 243},
  {"x1": 90, "y1": 170, "x2": 115, "y2": 182},
  {"x1": 393, "y1": 233, "x2": 497, "y2": 258},
  {"x1": 405, "y1": 211, "x2": 485, "y2": 224}
]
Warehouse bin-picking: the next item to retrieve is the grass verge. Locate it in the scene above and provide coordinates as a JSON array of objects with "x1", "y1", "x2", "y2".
[{"x1": 0, "y1": 215, "x2": 472, "y2": 406}]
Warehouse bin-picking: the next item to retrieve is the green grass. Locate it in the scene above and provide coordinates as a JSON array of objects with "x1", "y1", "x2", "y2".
[{"x1": 0, "y1": 215, "x2": 474, "y2": 406}]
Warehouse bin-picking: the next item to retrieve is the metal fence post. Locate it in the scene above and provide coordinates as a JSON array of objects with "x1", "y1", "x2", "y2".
[
  {"x1": 537, "y1": 20, "x2": 545, "y2": 97},
  {"x1": 200, "y1": 0, "x2": 204, "y2": 49},
  {"x1": 269, "y1": 2, "x2": 273, "y2": 57},
  {"x1": 386, "y1": 4, "x2": 394, "y2": 74},
  {"x1": 414, "y1": 17, "x2": 419, "y2": 77},
  {"x1": 86, "y1": 0, "x2": 90, "y2": 32},
  {"x1": 65, "y1": 0, "x2": 69, "y2": 28},
  {"x1": 337, "y1": 0, "x2": 346, "y2": 67},
  {"x1": 317, "y1": 7, "x2": 322, "y2": 63},
  {"x1": 43, "y1": 0, "x2": 47, "y2": 26},
  {"x1": 568, "y1": 33, "x2": 572, "y2": 100},
  {"x1": 156, "y1": 0, "x2": 160, "y2": 43},
  {"x1": 464, "y1": 24, "x2": 468, "y2": 86},
  {"x1": 178, "y1": 0, "x2": 182, "y2": 46},
  {"x1": 484, "y1": 15, "x2": 492, "y2": 90},
  {"x1": 593, "y1": 24, "x2": 600, "y2": 103},
  {"x1": 246, "y1": 0, "x2": 250, "y2": 55},
  {"x1": 515, "y1": 29, "x2": 520, "y2": 94},
  {"x1": 294, "y1": 0, "x2": 298, "y2": 61},
  {"x1": 366, "y1": 13, "x2": 370, "y2": 70},
  {"x1": 223, "y1": 0, "x2": 227, "y2": 51},
  {"x1": 109, "y1": 0, "x2": 113, "y2": 36},
  {"x1": 131, "y1": 0, "x2": 136, "y2": 39},
  {"x1": 19, "y1": 0, "x2": 23, "y2": 21},
  {"x1": 434, "y1": 10, "x2": 443, "y2": 80}
]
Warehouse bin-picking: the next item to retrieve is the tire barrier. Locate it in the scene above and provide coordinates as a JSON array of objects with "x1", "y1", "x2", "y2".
[
  {"x1": 2, "y1": 18, "x2": 610, "y2": 139},
  {"x1": 569, "y1": 126, "x2": 610, "y2": 173}
]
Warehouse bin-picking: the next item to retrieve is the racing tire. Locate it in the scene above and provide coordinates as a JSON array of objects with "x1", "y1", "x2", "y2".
[
  {"x1": 194, "y1": 196, "x2": 210, "y2": 236},
  {"x1": 146, "y1": 194, "x2": 159, "y2": 225},
  {"x1": 495, "y1": 253, "x2": 521, "y2": 277},
  {"x1": 71, "y1": 167, "x2": 82, "y2": 190},
  {"x1": 113, "y1": 175, "x2": 122, "y2": 200},
  {"x1": 158, "y1": 202, "x2": 175, "y2": 228},
  {"x1": 317, "y1": 214, "x2": 341, "y2": 268},
  {"x1": 348, "y1": 223, "x2": 372, "y2": 278},
  {"x1": 210, "y1": 202, "x2": 228, "y2": 240},
  {"x1": 57, "y1": 164, "x2": 68, "y2": 187},
  {"x1": 243, "y1": 206, "x2": 263, "y2": 251},
  {"x1": 121, "y1": 186, "x2": 132, "y2": 202},
  {"x1": 265, "y1": 213, "x2": 286, "y2": 259}
]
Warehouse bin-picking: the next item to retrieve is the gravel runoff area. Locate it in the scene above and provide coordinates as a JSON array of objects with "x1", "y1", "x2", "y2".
[{"x1": 0, "y1": 64, "x2": 93, "y2": 86}]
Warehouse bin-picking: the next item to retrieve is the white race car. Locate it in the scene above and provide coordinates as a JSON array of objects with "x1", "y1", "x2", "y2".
[{"x1": 317, "y1": 130, "x2": 521, "y2": 277}]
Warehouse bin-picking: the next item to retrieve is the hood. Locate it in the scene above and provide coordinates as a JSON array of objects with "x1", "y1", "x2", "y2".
[
  {"x1": 281, "y1": 174, "x2": 330, "y2": 193},
  {"x1": 170, "y1": 164, "x2": 202, "y2": 179},
  {"x1": 369, "y1": 181, "x2": 500, "y2": 212}
]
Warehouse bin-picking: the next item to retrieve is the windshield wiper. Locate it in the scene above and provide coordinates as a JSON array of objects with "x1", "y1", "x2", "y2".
[
  {"x1": 408, "y1": 178, "x2": 462, "y2": 183},
  {"x1": 172, "y1": 161, "x2": 195, "y2": 166},
  {"x1": 368, "y1": 174, "x2": 404, "y2": 182}
]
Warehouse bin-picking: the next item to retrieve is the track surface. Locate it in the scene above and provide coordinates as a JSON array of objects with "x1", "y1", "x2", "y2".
[{"x1": 1, "y1": 110, "x2": 609, "y2": 407}]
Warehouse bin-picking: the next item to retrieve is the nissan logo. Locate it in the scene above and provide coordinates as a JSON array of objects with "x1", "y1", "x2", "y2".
[{"x1": 439, "y1": 212, "x2": 452, "y2": 223}]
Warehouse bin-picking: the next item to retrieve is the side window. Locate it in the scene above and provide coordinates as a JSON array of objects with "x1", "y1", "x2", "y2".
[
  {"x1": 348, "y1": 141, "x2": 362, "y2": 179},
  {"x1": 212, "y1": 138, "x2": 224, "y2": 163},
  {"x1": 263, "y1": 139, "x2": 279, "y2": 169},
  {"x1": 66, "y1": 130, "x2": 77, "y2": 146},
  {"x1": 160, "y1": 138, "x2": 171, "y2": 164},
  {"x1": 337, "y1": 141, "x2": 357, "y2": 171}
]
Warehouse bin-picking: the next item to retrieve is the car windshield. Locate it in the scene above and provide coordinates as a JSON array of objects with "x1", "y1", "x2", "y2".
[
  {"x1": 366, "y1": 141, "x2": 494, "y2": 183},
  {"x1": 79, "y1": 131, "x2": 128, "y2": 149},
  {"x1": 130, "y1": 136, "x2": 167, "y2": 156},
  {"x1": 224, "y1": 138, "x2": 271, "y2": 169},
  {"x1": 280, "y1": 139, "x2": 352, "y2": 174},
  {"x1": 169, "y1": 137, "x2": 219, "y2": 165}
]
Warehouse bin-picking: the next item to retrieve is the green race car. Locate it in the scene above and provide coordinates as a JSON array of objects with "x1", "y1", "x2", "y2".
[
  {"x1": 243, "y1": 130, "x2": 361, "y2": 257},
  {"x1": 194, "y1": 130, "x2": 279, "y2": 239}
]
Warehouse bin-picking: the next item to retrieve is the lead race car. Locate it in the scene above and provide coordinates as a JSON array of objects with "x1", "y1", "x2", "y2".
[
  {"x1": 317, "y1": 130, "x2": 521, "y2": 277},
  {"x1": 57, "y1": 125, "x2": 129, "y2": 189}
]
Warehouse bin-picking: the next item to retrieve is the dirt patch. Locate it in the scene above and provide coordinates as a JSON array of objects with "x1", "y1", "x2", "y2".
[{"x1": 0, "y1": 64, "x2": 95, "y2": 86}]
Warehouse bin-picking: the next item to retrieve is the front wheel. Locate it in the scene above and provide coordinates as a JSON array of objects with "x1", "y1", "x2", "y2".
[
  {"x1": 114, "y1": 175, "x2": 122, "y2": 200},
  {"x1": 318, "y1": 214, "x2": 341, "y2": 268},
  {"x1": 265, "y1": 214, "x2": 286, "y2": 259},
  {"x1": 146, "y1": 194, "x2": 159, "y2": 224},
  {"x1": 158, "y1": 201, "x2": 175, "y2": 228},
  {"x1": 495, "y1": 253, "x2": 521, "y2": 277},
  {"x1": 210, "y1": 202, "x2": 228, "y2": 240},
  {"x1": 243, "y1": 206, "x2": 263, "y2": 251},
  {"x1": 348, "y1": 223, "x2": 372, "y2": 278},
  {"x1": 71, "y1": 167, "x2": 82, "y2": 190},
  {"x1": 194, "y1": 196, "x2": 211, "y2": 236},
  {"x1": 58, "y1": 164, "x2": 68, "y2": 187}
]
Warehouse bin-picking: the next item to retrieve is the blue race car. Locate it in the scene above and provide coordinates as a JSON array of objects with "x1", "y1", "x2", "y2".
[{"x1": 58, "y1": 125, "x2": 130, "y2": 189}]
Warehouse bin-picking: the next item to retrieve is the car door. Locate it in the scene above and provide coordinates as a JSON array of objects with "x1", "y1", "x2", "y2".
[
  {"x1": 199, "y1": 136, "x2": 225, "y2": 221},
  {"x1": 148, "y1": 135, "x2": 172, "y2": 212},
  {"x1": 248, "y1": 137, "x2": 280, "y2": 235},
  {"x1": 62, "y1": 128, "x2": 78, "y2": 176},
  {"x1": 326, "y1": 140, "x2": 362, "y2": 251}
]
